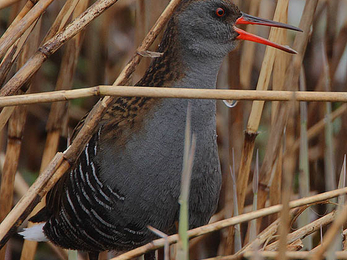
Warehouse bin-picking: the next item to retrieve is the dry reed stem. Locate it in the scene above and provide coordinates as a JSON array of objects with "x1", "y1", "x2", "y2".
[
  {"x1": 0, "y1": 154, "x2": 29, "y2": 198},
  {"x1": 239, "y1": 0, "x2": 261, "y2": 90},
  {"x1": 0, "y1": 154, "x2": 68, "y2": 260},
  {"x1": 325, "y1": 0, "x2": 339, "y2": 63},
  {"x1": 0, "y1": 108, "x2": 27, "y2": 260},
  {"x1": 0, "y1": 17, "x2": 41, "y2": 131},
  {"x1": 257, "y1": 0, "x2": 318, "y2": 228},
  {"x1": 213, "y1": 251, "x2": 347, "y2": 259},
  {"x1": 0, "y1": 107, "x2": 16, "y2": 135},
  {"x1": 311, "y1": 204, "x2": 347, "y2": 260},
  {"x1": 63, "y1": 0, "x2": 182, "y2": 165},
  {"x1": 265, "y1": 211, "x2": 336, "y2": 251},
  {"x1": 0, "y1": 153, "x2": 69, "y2": 246},
  {"x1": 277, "y1": 99, "x2": 296, "y2": 260},
  {"x1": 134, "y1": 0, "x2": 168, "y2": 83},
  {"x1": 0, "y1": 20, "x2": 38, "y2": 86},
  {"x1": 0, "y1": 88, "x2": 347, "y2": 108},
  {"x1": 293, "y1": 104, "x2": 347, "y2": 151},
  {"x1": 0, "y1": 0, "x2": 182, "y2": 248},
  {"x1": 322, "y1": 40, "x2": 336, "y2": 195},
  {"x1": 268, "y1": 6, "x2": 288, "y2": 221},
  {"x1": 236, "y1": 0, "x2": 290, "y2": 216},
  {"x1": 246, "y1": 0, "x2": 290, "y2": 130},
  {"x1": 0, "y1": 0, "x2": 121, "y2": 133},
  {"x1": 1, "y1": 0, "x2": 37, "y2": 38},
  {"x1": 19, "y1": 1, "x2": 89, "y2": 259},
  {"x1": 46, "y1": 0, "x2": 88, "y2": 135},
  {"x1": 0, "y1": 0, "x2": 121, "y2": 98},
  {"x1": 343, "y1": 229, "x2": 347, "y2": 250},
  {"x1": 236, "y1": 217, "x2": 281, "y2": 255},
  {"x1": 222, "y1": 16, "x2": 242, "y2": 254},
  {"x1": 0, "y1": 18, "x2": 41, "y2": 259},
  {"x1": 312, "y1": 19, "x2": 347, "y2": 93},
  {"x1": 110, "y1": 187, "x2": 347, "y2": 260},
  {"x1": 287, "y1": 239, "x2": 304, "y2": 251},
  {"x1": 0, "y1": 46, "x2": 17, "y2": 86},
  {"x1": 298, "y1": 68, "x2": 312, "y2": 249},
  {"x1": 134, "y1": 0, "x2": 148, "y2": 82},
  {"x1": 0, "y1": 0, "x2": 52, "y2": 58},
  {"x1": 41, "y1": 0, "x2": 81, "y2": 43},
  {"x1": 0, "y1": 0, "x2": 20, "y2": 9}
]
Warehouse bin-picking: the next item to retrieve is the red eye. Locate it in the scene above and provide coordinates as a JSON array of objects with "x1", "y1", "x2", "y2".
[{"x1": 216, "y1": 7, "x2": 225, "y2": 17}]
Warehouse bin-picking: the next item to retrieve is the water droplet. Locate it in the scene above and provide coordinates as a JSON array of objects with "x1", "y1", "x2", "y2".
[{"x1": 223, "y1": 100, "x2": 238, "y2": 108}]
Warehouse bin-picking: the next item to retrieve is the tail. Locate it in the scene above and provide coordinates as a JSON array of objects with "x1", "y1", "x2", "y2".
[{"x1": 18, "y1": 223, "x2": 48, "y2": 242}]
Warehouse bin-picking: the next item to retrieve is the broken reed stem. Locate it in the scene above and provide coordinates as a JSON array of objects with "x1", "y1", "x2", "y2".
[
  {"x1": 236, "y1": 218, "x2": 280, "y2": 255},
  {"x1": 0, "y1": 0, "x2": 182, "y2": 248},
  {"x1": 0, "y1": 88, "x2": 347, "y2": 107},
  {"x1": 311, "y1": 204, "x2": 347, "y2": 260},
  {"x1": 265, "y1": 211, "x2": 336, "y2": 251},
  {"x1": 111, "y1": 187, "x2": 347, "y2": 260}
]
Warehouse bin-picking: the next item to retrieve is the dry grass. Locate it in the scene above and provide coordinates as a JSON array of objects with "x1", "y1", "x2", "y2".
[{"x1": 0, "y1": 0, "x2": 346, "y2": 259}]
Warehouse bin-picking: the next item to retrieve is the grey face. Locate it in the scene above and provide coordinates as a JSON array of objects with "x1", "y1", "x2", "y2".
[{"x1": 176, "y1": 0, "x2": 242, "y2": 59}]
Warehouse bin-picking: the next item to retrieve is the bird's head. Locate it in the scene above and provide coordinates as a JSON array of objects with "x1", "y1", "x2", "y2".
[{"x1": 172, "y1": 0, "x2": 301, "y2": 59}]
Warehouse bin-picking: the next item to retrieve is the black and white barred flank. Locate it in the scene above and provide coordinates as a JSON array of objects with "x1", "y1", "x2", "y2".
[{"x1": 20, "y1": 127, "x2": 147, "y2": 252}]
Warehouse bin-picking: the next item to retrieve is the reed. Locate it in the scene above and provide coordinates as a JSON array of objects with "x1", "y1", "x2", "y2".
[{"x1": 0, "y1": 0, "x2": 346, "y2": 259}]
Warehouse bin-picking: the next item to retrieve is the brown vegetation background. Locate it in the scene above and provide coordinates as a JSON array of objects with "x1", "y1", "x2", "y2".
[{"x1": 0, "y1": 0, "x2": 346, "y2": 259}]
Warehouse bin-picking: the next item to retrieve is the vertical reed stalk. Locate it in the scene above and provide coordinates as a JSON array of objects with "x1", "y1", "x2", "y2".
[
  {"x1": 298, "y1": 68, "x2": 312, "y2": 250},
  {"x1": 239, "y1": 0, "x2": 261, "y2": 90},
  {"x1": 0, "y1": 106, "x2": 27, "y2": 260},
  {"x1": 222, "y1": 0, "x2": 241, "y2": 251},
  {"x1": 19, "y1": 1, "x2": 89, "y2": 259},
  {"x1": 236, "y1": 0, "x2": 290, "y2": 217},
  {"x1": 177, "y1": 105, "x2": 196, "y2": 260},
  {"x1": 0, "y1": 15, "x2": 41, "y2": 260},
  {"x1": 257, "y1": 0, "x2": 318, "y2": 226},
  {"x1": 277, "y1": 98, "x2": 296, "y2": 260},
  {"x1": 322, "y1": 44, "x2": 336, "y2": 194},
  {"x1": 268, "y1": 1, "x2": 288, "y2": 223}
]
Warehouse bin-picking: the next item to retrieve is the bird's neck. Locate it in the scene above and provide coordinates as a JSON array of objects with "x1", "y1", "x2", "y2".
[
  {"x1": 174, "y1": 56, "x2": 222, "y2": 89},
  {"x1": 137, "y1": 20, "x2": 224, "y2": 90}
]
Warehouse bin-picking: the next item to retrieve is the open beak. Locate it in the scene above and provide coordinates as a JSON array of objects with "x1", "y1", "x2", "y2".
[{"x1": 234, "y1": 12, "x2": 302, "y2": 54}]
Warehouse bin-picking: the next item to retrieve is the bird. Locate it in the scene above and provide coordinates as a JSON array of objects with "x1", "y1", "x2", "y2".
[{"x1": 20, "y1": 0, "x2": 301, "y2": 259}]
